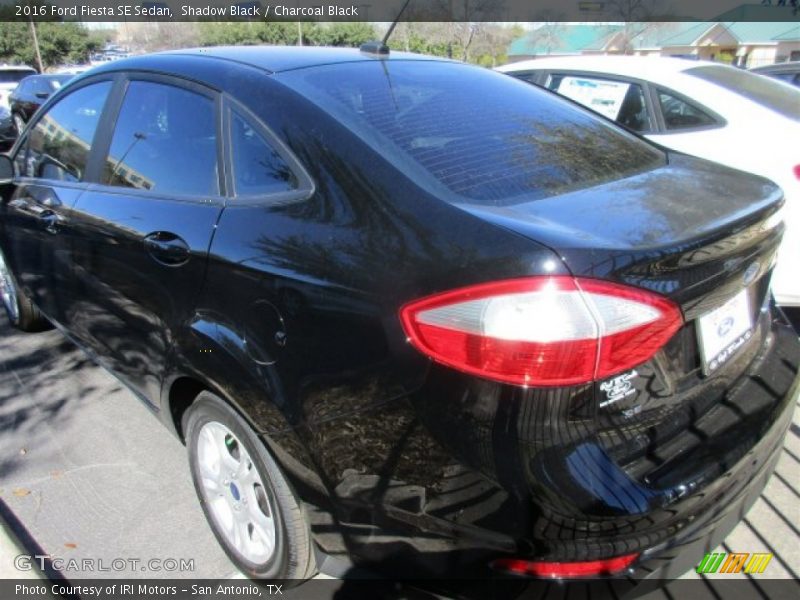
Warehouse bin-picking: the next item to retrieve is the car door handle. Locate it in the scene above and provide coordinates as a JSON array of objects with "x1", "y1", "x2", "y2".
[
  {"x1": 143, "y1": 231, "x2": 190, "y2": 266},
  {"x1": 8, "y1": 186, "x2": 62, "y2": 213},
  {"x1": 38, "y1": 209, "x2": 65, "y2": 235}
]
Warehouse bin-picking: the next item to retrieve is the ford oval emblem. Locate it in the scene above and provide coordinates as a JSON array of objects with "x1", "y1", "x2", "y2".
[
  {"x1": 743, "y1": 261, "x2": 760, "y2": 286},
  {"x1": 717, "y1": 316, "x2": 735, "y2": 337}
]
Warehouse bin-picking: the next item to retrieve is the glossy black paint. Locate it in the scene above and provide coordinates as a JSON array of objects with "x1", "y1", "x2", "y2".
[
  {"x1": 8, "y1": 74, "x2": 73, "y2": 125},
  {"x1": 0, "y1": 48, "x2": 797, "y2": 587}
]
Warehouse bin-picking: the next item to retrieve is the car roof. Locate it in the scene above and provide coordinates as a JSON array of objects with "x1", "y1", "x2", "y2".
[
  {"x1": 25, "y1": 73, "x2": 65, "y2": 80},
  {"x1": 497, "y1": 55, "x2": 719, "y2": 80},
  {"x1": 0, "y1": 65, "x2": 36, "y2": 71},
  {"x1": 94, "y1": 46, "x2": 450, "y2": 76}
]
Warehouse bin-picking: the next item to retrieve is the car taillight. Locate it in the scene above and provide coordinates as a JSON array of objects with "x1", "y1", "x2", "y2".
[
  {"x1": 793, "y1": 164, "x2": 800, "y2": 181},
  {"x1": 491, "y1": 553, "x2": 639, "y2": 578},
  {"x1": 399, "y1": 276, "x2": 682, "y2": 387}
]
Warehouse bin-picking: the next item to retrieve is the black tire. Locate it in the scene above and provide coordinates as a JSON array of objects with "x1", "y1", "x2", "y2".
[
  {"x1": 0, "y1": 249, "x2": 50, "y2": 332},
  {"x1": 183, "y1": 391, "x2": 316, "y2": 580}
]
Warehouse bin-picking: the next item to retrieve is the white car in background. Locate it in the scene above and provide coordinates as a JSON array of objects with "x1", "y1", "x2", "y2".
[{"x1": 497, "y1": 56, "x2": 800, "y2": 307}]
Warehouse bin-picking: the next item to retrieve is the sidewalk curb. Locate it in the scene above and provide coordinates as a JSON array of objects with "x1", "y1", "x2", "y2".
[{"x1": 0, "y1": 512, "x2": 47, "y2": 580}]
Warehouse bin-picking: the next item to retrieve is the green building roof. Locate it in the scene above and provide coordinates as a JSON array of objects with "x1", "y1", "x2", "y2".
[
  {"x1": 507, "y1": 24, "x2": 622, "y2": 57},
  {"x1": 508, "y1": 21, "x2": 800, "y2": 57}
]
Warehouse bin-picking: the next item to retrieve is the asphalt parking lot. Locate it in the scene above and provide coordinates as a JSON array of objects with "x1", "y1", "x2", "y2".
[{"x1": 0, "y1": 319, "x2": 798, "y2": 598}]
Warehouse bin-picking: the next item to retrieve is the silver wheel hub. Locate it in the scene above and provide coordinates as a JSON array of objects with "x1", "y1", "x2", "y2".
[
  {"x1": 0, "y1": 252, "x2": 19, "y2": 323},
  {"x1": 196, "y1": 421, "x2": 276, "y2": 564}
]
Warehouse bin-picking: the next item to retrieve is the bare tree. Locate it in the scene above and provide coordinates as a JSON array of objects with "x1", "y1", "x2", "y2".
[
  {"x1": 605, "y1": 0, "x2": 671, "y2": 20},
  {"x1": 471, "y1": 24, "x2": 522, "y2": 66},
  {"x1": 527, "y1": 21, "x2": 566, "y2": 56},
  {"x1": 604, "y1": 1, "x2": 677, "y2": 54},
  {"x1": 118, "y1": 23, "x2": 200, "y2": 53}
]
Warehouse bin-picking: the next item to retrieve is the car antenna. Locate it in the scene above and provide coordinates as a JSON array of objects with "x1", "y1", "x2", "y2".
[{"x1": 360, "y1": 0, "x2": 412, "y2": 56}]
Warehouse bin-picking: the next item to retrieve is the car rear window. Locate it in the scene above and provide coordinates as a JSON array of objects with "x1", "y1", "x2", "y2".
[
  {"x1": 0, "y1": 69, "x2": 36, "y2": 84},
  {"x1": 685, "y1": 65, "x2": 800, "y2": 121},
  {"x1": 278, "y1": 61, "x2": 665, "y2": 205}
]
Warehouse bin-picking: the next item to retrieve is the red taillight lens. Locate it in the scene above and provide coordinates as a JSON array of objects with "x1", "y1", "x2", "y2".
[
  {"x1": 793, "y1": 164, "x2": 800, "y2": 181},
  {"x1": 491, "y1": 553, "x2": 639, "y2": 578},
  {"x1": 399, "y1": 276, "x2": 682, "y2": 387}
]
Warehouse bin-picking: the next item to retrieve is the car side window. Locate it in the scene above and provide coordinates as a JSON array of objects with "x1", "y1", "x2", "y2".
[
  {"x1": 657, "y1": 89, "x2": 717, "y2": 130},
  {"x1": 510, "y1": 71, "x2": 540, "y2": 85},
  {"x1": 230, "y1": 110, "x2": 297, "y2": 196},
  {"x1": 547, "y1": 73, "x2": 652, "y2": 132},
  {"x1": 22, "y1": 81, "x2": 112, "y2": 182},
  {"x1": 773, "y1": 73, "x2": 796, "y2": 83},
  {"x1": 101, "y1": 80, "x2": 219, "y2": 197}
]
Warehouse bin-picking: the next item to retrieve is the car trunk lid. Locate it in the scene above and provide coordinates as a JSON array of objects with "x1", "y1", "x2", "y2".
[{"x1": 463, "y1": 154, "x2": 786, "y2": 492}]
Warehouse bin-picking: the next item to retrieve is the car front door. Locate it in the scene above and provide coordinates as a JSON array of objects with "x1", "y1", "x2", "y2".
[
  {"x1": 68, "y1": 75, "x2": 224, "y2": 405},
  {"x1": 0, "y1": 79, "x2": 114, "y2": 326}
]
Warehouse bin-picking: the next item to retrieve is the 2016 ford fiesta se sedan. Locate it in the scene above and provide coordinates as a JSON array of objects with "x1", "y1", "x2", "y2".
[{"x1": 0, "y1": 46, "x2": 798, "y2": 590}]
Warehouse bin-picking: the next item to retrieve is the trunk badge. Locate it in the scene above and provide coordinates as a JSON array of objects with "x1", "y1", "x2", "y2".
[{"x1": 599, "y1": 370, "x2": 638, "y2": 408}]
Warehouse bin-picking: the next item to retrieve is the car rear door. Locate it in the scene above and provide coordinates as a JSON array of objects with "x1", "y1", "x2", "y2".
[
  {"x1": 68, "y1": 75, "x2": 225, "y2": 404},
  {"x1": 544, "y1": 71, "x2": 656, "y2": 134},
  {"x1": 1, "y1": 78, "x2": 114, "y2": 325}
]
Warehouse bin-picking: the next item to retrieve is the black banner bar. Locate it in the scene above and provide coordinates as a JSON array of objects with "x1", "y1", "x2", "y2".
[
  {"x1": 4, "y1": 578, "x2": 800, "y2": 600},
  {"x1": 1, "y1": 0, "x2": 799, "y2": 23}
]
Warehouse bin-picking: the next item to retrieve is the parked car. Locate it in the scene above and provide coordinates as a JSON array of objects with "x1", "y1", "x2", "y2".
[
  {"x1": 751, "y1": 60, "x2": 800, "y2": 87},
  {"x1": 497, "y1": 56, "x2": 800, "y2": 308},
  {"x1": 0, "y1": 65, "x2": 37, "y2": 110},
  {"x1": 0, "y1": 47, "x2": 798, "y2": 588},
  {"x1": 8, "y1": 74, "x2": 73, "y2": 133},
  {"x1": 0, "y1": 105, "x2": 17, "y2": 150}
]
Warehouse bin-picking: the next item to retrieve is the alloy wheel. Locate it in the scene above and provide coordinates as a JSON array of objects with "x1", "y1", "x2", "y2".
[{"x1": 196, "y1": 421, "x2": 276, "y2": 565}]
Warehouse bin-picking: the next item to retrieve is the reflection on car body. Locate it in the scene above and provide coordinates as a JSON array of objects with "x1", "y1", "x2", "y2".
[{"x1": 0, "y1": 47, "x2": 797, "y2": 592}]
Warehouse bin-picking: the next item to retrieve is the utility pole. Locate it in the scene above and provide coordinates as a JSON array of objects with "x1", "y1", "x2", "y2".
[
  {"x1": 28, "y1": 17, "x2": 44, "y2": 72},
  {"x1": 297, "y1": 22, "x2": 303, "y2": 46}
]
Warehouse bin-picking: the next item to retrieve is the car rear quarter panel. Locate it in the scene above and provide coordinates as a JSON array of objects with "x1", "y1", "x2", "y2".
[{"x1": 159, "y1": 73, "x2": 570, "y2": 564}]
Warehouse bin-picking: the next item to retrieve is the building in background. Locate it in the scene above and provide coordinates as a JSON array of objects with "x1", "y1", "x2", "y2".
[{"x1": 507, "y1": 21, "x2": 800, "y2": 68}]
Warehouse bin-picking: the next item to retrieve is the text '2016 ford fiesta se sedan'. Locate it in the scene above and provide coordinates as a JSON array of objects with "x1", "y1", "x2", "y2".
[{"x1": 0, "y1": 47, "x2": 797, "y2": 591}]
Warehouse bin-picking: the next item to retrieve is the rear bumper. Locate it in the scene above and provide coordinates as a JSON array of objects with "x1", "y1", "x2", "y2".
[
  {"x1": 630, "y1": 364, "x2": 796, "y2": 585},
  {"x1": 287, "y1": 310, "x2": 799, "y2": 584}
]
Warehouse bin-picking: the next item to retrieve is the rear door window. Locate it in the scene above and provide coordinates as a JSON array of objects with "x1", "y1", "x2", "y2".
[
  {"x1": 101, "y1": 80, "x2": 219, "y2": 196},
  {"x1": 547, "y1": 73, "x2": 652, "y2": 132},
  {"x1": 230, "y1": 109, "x2": 297, "y2": 196},
  {"x1": 23, "y1": 81, "x2": 112, "y2": 181},
  {"x1": 657, "y1": 89, "x2": 718, "y2": 130}
]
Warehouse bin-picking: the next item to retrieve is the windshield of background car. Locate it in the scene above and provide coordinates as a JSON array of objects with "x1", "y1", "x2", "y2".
[
  {"x1": 278, "y1": 60, "x2": 666, "y2": 205},
  {"x1": 685, "y1": 65, "x2": 800, "y2": 122},
  {"x1": 0, "y1": 70, "x2": 36, "y2": 84}
]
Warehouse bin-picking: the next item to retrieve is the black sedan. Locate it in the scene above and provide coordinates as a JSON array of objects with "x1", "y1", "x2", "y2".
[
  {"x1": 0, "y1": 47, "x2": 797, "y2": 592},
  {"x1": 8, "y1": 73, "x2": 72, "y2": 133}
]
